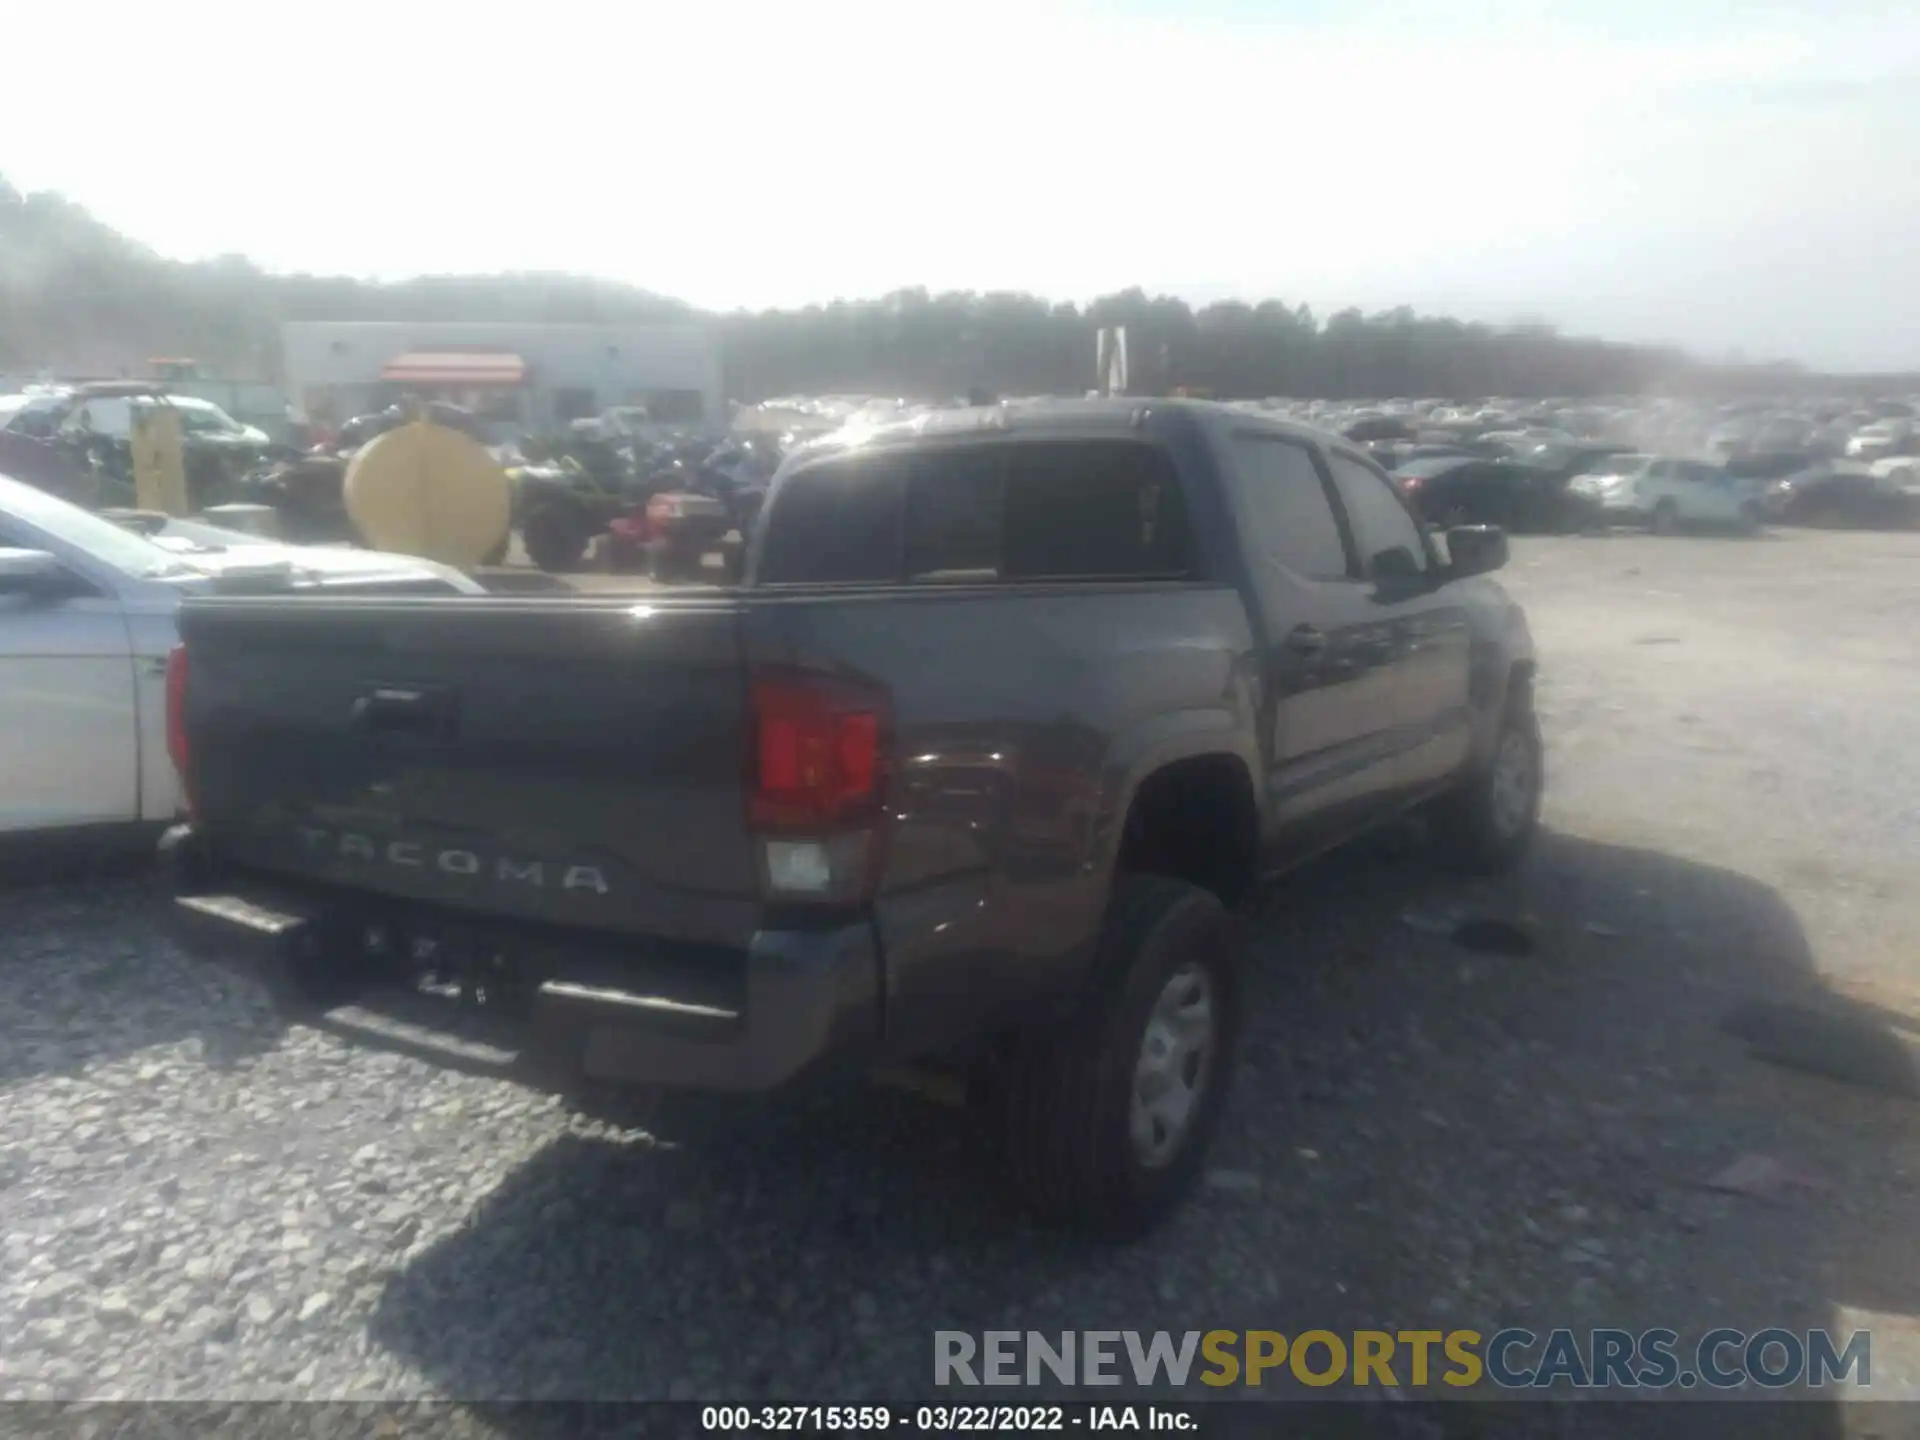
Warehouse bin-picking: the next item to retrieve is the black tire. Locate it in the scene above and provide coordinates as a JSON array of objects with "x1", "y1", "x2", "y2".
[
  {"x1": 523, "y1": 507, "x2": 589, "y2": 572},
  {"x1": 1430, "y1": 683, "x2": 1544, "y2": 876},
  {"x1": 1649, "y1": 499, "x2": 1680, "y2": 535},
  {"x1": 1002, "y1": 875, "x2": 1239, "y2": 1240}
]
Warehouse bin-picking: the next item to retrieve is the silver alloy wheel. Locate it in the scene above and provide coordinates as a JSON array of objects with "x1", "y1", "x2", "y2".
[
  {"x1": 1130, "y1": 962, "x2": 1216, "y2": 1168},
  {"x1": 1488, "y1": 726, "x2": 1536, "y2": 840}
]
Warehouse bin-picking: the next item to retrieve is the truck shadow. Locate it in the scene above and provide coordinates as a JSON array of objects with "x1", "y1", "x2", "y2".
[{"x1": 365, "y1": 828, "x2": 1909, "y2": 1430}]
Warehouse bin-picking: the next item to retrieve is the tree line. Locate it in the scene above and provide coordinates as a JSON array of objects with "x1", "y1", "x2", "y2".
[{"x1": 3, "y1": 178, "x2": 1903, "y2": 404}]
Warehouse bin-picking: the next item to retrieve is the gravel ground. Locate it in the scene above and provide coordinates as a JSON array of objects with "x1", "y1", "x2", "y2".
[{"x1": 3, "y1": 529, "x2": 1918, "y2": 1428}]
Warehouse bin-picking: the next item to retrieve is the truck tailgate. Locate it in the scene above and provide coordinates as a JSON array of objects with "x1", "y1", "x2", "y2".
[{"x1": 176, "y1": 596, "x2": 761, "y2": 949}]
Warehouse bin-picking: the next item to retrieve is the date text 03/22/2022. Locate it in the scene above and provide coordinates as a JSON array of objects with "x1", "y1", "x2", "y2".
[{"x1": 701, "y1": 1405, "x2": 1192, "y2": 1432}]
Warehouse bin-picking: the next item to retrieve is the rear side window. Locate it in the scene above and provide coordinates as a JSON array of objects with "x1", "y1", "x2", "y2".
[
  {"x1": 1226, "y1": 434, "x2": 1351, "y2": 581},
  {"x1": 754, "y1": 459, "x2": 904, "y2": 583},
  {"x1": 758, "y1": 439, "x2": 1194, "y2": 584},
  {"x1": 1001, "y1": 442, "x2": 1190, "y2": 580}
]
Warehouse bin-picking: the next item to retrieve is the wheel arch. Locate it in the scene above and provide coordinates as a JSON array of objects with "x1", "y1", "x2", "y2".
[{"x1": 1096, "y1": 720, "x2": 1261, "y2": 910}]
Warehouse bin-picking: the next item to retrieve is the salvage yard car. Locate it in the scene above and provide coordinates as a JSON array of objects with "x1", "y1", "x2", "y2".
[
  {"x1": 1389, "y1": 443, "x2": 1634, "y2": 534},
  {"x1": 1391, "y1": 454, "x2": 1564, "y2": 532},
  {"x1": 1567, "y1": 454, "x2": 1766, "y2": 533},
  {"x1": 1755, "y1": 461, "x2": 1920, "y2": 530},
  {"x1": 159, "y1": 399, "x2": 1543, "y2": 1237},
  {"x1": 1844, "y1": 418, "x2": 1913, "y2": 462},
  {"x1": 0, "y1": 471, "x2": 482, "y2": 860},
  {"x1": 0, "y1": 389, "x2": 72, "y2": 439}
]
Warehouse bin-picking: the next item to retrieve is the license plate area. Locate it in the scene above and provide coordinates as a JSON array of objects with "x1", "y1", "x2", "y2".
[
  {"x1": 318, "y1": 893, "x2": 751, "y2": 1024},
  {"x1": 357, "y1": 914, "x2": 542, "y2": 1018}
]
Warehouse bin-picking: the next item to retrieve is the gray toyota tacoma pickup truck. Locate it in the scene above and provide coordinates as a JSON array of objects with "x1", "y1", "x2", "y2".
[{"x1": 160, "y1": 398, "x2": 1541, "y2": 1237}]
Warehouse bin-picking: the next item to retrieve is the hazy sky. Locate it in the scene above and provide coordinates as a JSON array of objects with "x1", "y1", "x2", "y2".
[{"x1": 3, "y1": 0, "x2": 1916, "y2": 371}]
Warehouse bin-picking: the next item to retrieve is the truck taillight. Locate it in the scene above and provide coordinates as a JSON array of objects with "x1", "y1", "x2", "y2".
[
  {"x1": 748, "y1": 670, "x2": 889, "y2": 902},
  {"x1": 165, "y1": 644, "x2": 195, "y2": 817}
]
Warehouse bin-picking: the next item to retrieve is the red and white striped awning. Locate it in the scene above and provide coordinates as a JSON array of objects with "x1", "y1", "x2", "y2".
[{"x1": 381, "y1": 352, "x2": 526, "y2": 386}]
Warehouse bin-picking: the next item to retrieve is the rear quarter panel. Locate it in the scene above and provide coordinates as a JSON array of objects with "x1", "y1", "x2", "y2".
[{"x1": 742, "y1": 583, "x2": 1259, "y2": 1059}]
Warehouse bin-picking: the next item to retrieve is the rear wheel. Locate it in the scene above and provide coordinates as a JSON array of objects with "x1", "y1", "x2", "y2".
[{"x1": 1002, "y1": 876, "x2": 1239, "y2": 1239}]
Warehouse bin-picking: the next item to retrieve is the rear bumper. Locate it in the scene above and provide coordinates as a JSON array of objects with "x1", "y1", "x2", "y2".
[{"x1": 158, "y1": 825, "x2": 879, "y2": 1092}]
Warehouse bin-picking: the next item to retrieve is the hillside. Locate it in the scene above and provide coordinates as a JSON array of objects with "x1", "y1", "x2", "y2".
[{"x1": 0, "y1": 177, "x2": 1890, "y2": 402}]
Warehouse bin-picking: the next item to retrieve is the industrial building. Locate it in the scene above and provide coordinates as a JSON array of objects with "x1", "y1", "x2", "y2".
[{"x1": 280, "y1": 321, "x2": 725, "y2": 437}]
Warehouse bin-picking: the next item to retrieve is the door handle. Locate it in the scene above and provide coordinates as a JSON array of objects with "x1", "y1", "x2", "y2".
[
  {"x1": 351, "y1": 684, "x2": 459, "y2": 740},
  {"x1": 1285, "y1": 625, "x2": 1326, "y2": 655}
]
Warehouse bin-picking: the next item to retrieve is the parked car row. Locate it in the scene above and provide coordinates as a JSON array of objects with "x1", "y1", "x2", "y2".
[
  {"x1": 1384, "y1": 444, "x2": 1915, "y2": 534},
  {"x1": 733, "y1": 390, "x2": 1920, "y2": 535},
  {"x1": 1250, "y1": 392, "x2": 1919, "y2": 469}
]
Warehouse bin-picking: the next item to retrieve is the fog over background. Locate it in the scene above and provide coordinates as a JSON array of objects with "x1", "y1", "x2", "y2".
[{"x1": 1, "y1": 0, "x2": 1914, "y2": 372}]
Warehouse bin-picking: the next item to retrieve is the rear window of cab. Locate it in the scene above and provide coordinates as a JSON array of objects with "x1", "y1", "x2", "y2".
[{"x1": 756, "y1": 439, "x2": 1196, "y2": 585}]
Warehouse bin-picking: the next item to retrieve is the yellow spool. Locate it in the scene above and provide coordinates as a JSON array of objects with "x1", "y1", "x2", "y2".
[
  {"x1": 129, "y1": 405, "x2": 189, "y2": 516},
  {"x1": 343, "y1": 419, "x2": 511, "y2": 567}
]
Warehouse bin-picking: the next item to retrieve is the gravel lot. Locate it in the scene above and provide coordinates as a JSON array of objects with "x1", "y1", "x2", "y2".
[{"x1": 3, "y1": 529, "x2": 1918, "y2": 1427}]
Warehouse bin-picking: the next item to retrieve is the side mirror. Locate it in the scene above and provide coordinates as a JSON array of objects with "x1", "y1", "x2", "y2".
[
  {"x1": 1445, "y1": 525, "x2": 1509, "y2": 579},
  {"x1": 1369, "y1": 546, "x2": 1425, "y2": 587},
  {"x1": 0, "y1": 548, "x2": 81, "y2": 598}
]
